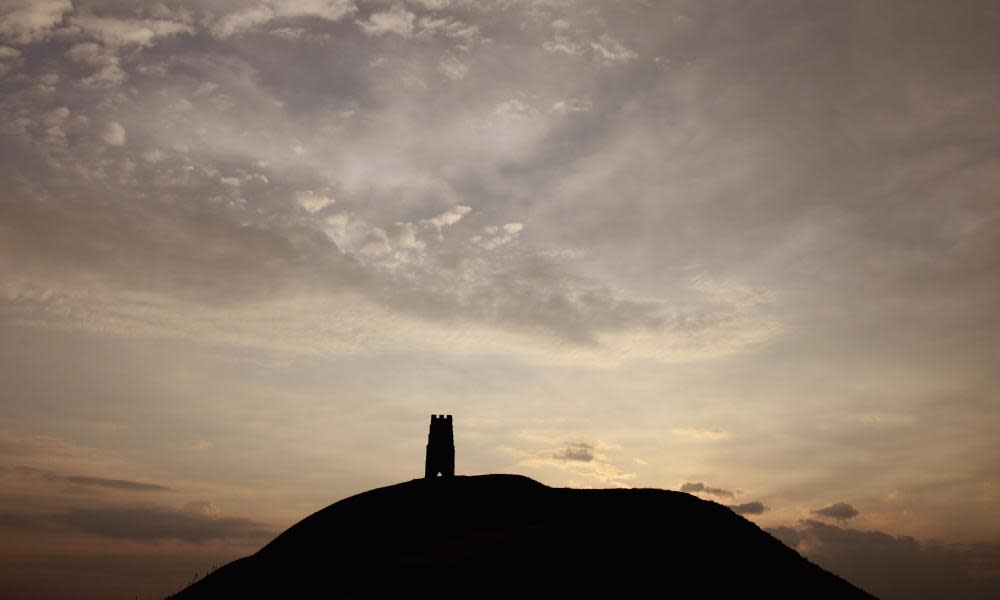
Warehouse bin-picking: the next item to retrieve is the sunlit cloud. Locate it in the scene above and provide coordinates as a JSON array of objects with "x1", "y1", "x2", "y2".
[{"x1": 671, "y1": 428, "x2": 731, "y2": 442}]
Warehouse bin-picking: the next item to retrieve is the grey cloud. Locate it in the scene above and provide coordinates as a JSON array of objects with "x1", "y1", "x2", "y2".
[
  {"x1": 515, "y1": 438, "x2": 635, "y2": 485},
  {"x1": 452, "y1": 257, "x2": 671, "y2": 344},
  {"x1": 0, "y1": 0, "x2": 71, "y2": 45},
  {"x1": 357, "y1": 4, "x2": 416, "y2": 38},
  {"x1": 66, "y1": 13, "x2": 194, "y2": 48},
  {"x1": 727, "y1": 501, "x2": 766, "y2": 515},
  {"x1": 0, "y1": 506, "x2": 273, "y2": 543},
  {"x1": 551, "y1": 441, "x2": 595, "y2": 462},
  {"x1": 769, "y1": 520, "x2": 1000, "y2": 600},
  {"x1": 767, "y1": 525, "x2": 801, "y2": 548},
  {"x1": 0, "y1": 182, "x2": 368, "y2": 304},
  {"x1": 515, "y1": 3, "x2": 1000, "y2": 351},
  {"x1": 61, "y1": 506, "x2": 273, "y2": 542},
  {"x1": 3, "y1": 0, "x2": 990, "y2": 372},
  {"x1": 813, "y1": 502, "x2": 860, "y2": 521},
  {"x1": 14, "y1": 466, "x2": 170, "y2": 492},
  {"x1": 679, "y1": 482, "x2": 735, "y2": 499},
  {"x1": 0, "y1": 167, "x2": 758, "y2": 357},
  {"x1": 209, "y1": 0, "x2": 356, "y2": 39}
]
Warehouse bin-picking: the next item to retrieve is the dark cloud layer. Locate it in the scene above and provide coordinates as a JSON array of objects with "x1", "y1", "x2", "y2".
[
  {"x1": 0, "y1": 505, "x2": 273, "y2": 543},
  {"x1": 680, "y1": 482, "x2": 734, "y2": 499},
  {"x1": 0, "y1": 0, "x2": 780, "y2": 355},
  {"x1": 813, "y1": 502, "x2": 860, "y2": 521},
  {"x1": 61, "y1": 506, "x2": 273, "y2": 542},
  {"x1": 551, "y1": 441, "x2": 595, "y2": 462},
  {"x1": 15, "y1": 466, "x2": 170, "y2": 492},
  {"x1": 769, "y1": 520, "x2": 1000, "y2": 600},
  {"x1": 728, "y1": 501, "x2": 766, "y2": 516}
]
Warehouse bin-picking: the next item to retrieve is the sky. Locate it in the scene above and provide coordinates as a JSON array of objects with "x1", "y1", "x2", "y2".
[{"x1": 0, "y1": 0, "x2": 999, "y2": 598}]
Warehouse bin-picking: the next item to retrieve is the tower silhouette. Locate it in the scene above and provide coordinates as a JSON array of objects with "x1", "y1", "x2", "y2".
[{"x1": 424, "y1": 414, "x2": 454, "y2": 478}]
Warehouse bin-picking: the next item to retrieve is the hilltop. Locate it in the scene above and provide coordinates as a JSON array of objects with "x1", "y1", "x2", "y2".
[{"x1": 170, "y1": 475, "x2": 876, "y2": 599}]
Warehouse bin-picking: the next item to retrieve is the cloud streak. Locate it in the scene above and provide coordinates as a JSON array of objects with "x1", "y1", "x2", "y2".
[
  {"x1": 14, "y1": 466, "x2": 170, "y2": 492},
  {"x1": 508, "y1": 438, "x2": 635, "y2": 486},
  {"x1": 728, "y1": 501, "x2": 766, "y2": 516},
  {"x1": 680, "y1": 482, "x2": 735, "y2": 499},
  {"x1": 0, "y1": 505, "x2": 273, "y2": 543},
  {"x1": 769, "y1": 521, "x2": 1000, "y2": 600},
  {"x1": 813, "y1": 502, "x2": 860, "y2": 522}
]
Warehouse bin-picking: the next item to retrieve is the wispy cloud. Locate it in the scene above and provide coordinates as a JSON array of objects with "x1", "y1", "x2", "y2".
[
  {"x1": 671, "y1": 428, "x2": 730, "y2": 441},
  {"x1": 680, "y1": 481, "x2": 735, "y2": 499},
  {"x1": 728, "y1": 501, "x2": 766, "y2": 515},
  {"x1": 0, "y1": 505, "x2": 273, "y2": 542},
  {"x1": 813, "y1": 502, "x2": 860, "y2": 522},
  {"x1": 769, "y1": 520, "x2": 1000, "y2": 600},
  {"x1": 14, "y1": 466, "x2": 170, "y2": 492}
]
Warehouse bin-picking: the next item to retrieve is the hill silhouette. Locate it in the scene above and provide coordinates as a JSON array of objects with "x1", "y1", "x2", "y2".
[{"x1": 169, "y1": 475, "x2": 876, "y2": 599}]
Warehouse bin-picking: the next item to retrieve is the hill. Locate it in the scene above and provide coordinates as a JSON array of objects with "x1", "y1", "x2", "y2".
[{"x1": 169, "y1": 475, "x2": 876, "y2": 599}]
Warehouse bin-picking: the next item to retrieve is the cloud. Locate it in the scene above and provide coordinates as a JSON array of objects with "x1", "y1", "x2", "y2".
[
  {"x1": 590, "y1": 34, "x2": 637, "y2": 64},
  {"x1": 64, "y1": 42, "x2": 127, "y2": 87},
  {"x1": 357, "y1": 5, "x2": 480, "y2": 44},
  {"x1": 0, "y1": 495, "x2": 270, "y2": 544},
  {"x1": 295, "y1": 190, "x2": 336, "y2": 214},
  {"x1": 680, "y1": 482, "x2": 735, "y2": 499},
  {"x1": 551, "y1": 441, "x2": 595, "y2": 462},
  {"x1": 0, "y1": 138, "x2": 776, "y2": 365},
  {"x1": 408, "y1": 0, "x2": 460, "y2": 10},
  {"x1": 64, "y1": 42, "x2": 105, "y2": 66},
  {"x1": 357, "y1": 4, "x2": 416, "y2": 38},
  {"x1": 0, "y1": 1, "x2": 789, "y2": 366},
  {"x1": 0, "y1": 0, "x2": 71, "y2": 44},
  {"x1": 419, "y1": 205, "x2": 471, "y2": 230},
  {"x1": 384, "y1": 222, "x2": 423, "y2": 250},
  {"x1": 0, "y1": 8, "x2": 999, "y2": 599},
  {"x1": 494, "y1": 98, "x2": 538, "y2": 119},
  {"x1": 211, "y1": 0, "x2": 357, "y2": 39},
  {"x1": 415, "y1": 15, "x2": 481, "y2": 48},
  {"x1": 813, "y1": 502, "x2": 860, "y2": 521},
  {"x1": 552, "y1": 98, "x2": 592, "y2": 113},
  {"x1": 543, "y1": 32, "x2": 583, "y2": 56},
  {"x1": 438, "y1": 52, "x2": 468, "y2": 80},
  {"x1": 509, "y1": 438, "x2": 635, "y2": 486},
  {"x1": 671, "y1": 427, "x2": 730, "y2": 441},
  {"x1": 359, "y1": 227, "x2": 391, "y2": 257},
  {"x1": 0, "y1": 44, "x2": 21, "y2": 75},
  {"x1": 211, "y1": 4, "x2": 274, "y2": 39},
  {"x1": 769, "y1": 520, "x2": 1000, "y2": 600},
  {"x1": 728, "y1": 501, "x2": 766, "y2": 515},
  {"x1": 101, "y1": 121, "x2": 126, "y2": 146},
  {"x1": 67, "y1": 14, "x2": 193, "y2": 48},
  {"x1": 14, "y1": 466, "x2": 170, "y2": 492},
  {"x1": 767, "y1": 525, "x2": 802, "y2": 548},
  {"x1": 542, "y1": 28, "x2": 636, "y2": 65},
  {"x1": 54, "y1": 506, "x2": 272, "y2": 542}
]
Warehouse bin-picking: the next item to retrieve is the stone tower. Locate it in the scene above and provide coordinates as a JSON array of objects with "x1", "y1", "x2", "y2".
[{"x1": 424, "y1": 414, "x2": 454, "y2": 478}]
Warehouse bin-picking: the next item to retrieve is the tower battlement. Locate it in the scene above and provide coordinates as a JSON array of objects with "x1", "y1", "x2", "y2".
[{"x1": 425, "y1": 414, "x2": 455, "y2": 478}]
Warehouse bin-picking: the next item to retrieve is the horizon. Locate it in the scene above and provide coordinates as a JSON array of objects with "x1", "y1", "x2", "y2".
[{"x1": 1, "y1": 1, "x2": 999, "y2": 598}]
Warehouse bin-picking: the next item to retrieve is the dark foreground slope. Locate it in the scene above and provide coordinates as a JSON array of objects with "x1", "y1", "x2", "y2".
[{"x1": 171, "y1": 475, "x2": 875, "y2": 599}]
